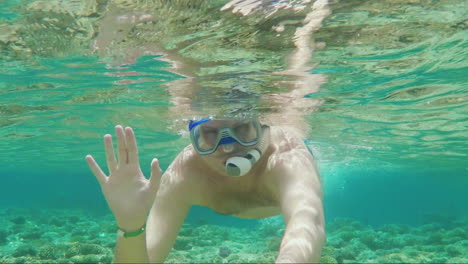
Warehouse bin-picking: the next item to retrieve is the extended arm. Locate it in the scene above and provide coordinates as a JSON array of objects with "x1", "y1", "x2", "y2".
[
  {"x1": 114, "y1": 170, "x2": 191, "y2": 264},
  {"x1": 86, "y1": 126, "x2": 191, "y2": 263},
  {"x1": 146, "y1": 182, "x2": 191, "y2": 263},
  {"x1": 114, "y1": 230, "x2": 149, "y2": 263},
  {"x1": 274, "y1": 149, "x2": 325, "y2": 263},
  {"x1": 146, "y1": 156, "x2": 193, "y2": 263},
  {"x1": 85, "y1": 125, "x2": 160, "y2": 263}
]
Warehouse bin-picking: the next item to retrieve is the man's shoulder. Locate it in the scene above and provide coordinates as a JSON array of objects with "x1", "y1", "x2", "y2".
[
  {"x1": 268, "y1": 125, "x2": 309, "y2": 152},
  {"x1": 163, "y1": 145, "x2": 199, "y2": 182},
  {"x1": 158, "y1": 145, "x2": 204, "y2": 203},
  {"x1": 265, "y1": 126, "x2": 315, "y2": 173}
]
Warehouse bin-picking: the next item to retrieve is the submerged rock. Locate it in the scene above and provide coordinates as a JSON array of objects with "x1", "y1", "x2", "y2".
[
  {"x1": 12, "y1": 244, "x2": 37, "y2": 257},
  {"x1": 218, "y1": 246, "x2": 231, "y2": 258},
  {"x1": 320, "y1": 255, "x2": 338, "y2": 264},
  {"x1": 173, "y1": 236, "x2": 192, "y2": 250}
]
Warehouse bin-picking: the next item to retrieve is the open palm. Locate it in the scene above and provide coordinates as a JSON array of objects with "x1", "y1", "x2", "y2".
[{"x1": 86, "y1": 125, "x2": 161, "y2": 230}]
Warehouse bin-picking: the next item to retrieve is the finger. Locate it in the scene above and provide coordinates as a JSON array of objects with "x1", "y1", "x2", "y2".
[
  {"x1": 115, "y1": 125, "x2": 128, "y2": 164},
  {"x1": 149, "y1": 158, "x2": 162, "y2": 192},
  {"x1": 104, "y1": 134, "x2": 117, "y2": 173},
  {"x1": 125, "y1": 127, "x2": 139, "y2": 165},
  {"x1": 85, "y1": 155, "x2": 107, "y2": 185}
]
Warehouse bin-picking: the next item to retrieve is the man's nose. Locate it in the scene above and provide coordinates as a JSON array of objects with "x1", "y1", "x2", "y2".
[{"x1": 221, "y1": 143, "x2": 235, "y2": 153}]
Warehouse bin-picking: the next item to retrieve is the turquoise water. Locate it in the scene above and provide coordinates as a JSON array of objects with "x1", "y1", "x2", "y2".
[{"x1": 1, "y1": 0, "x2": 467, "y2": 263}]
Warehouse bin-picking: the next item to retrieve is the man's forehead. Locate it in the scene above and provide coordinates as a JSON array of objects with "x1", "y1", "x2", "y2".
[{"x1": 204, "y1": 119, "x2": 251, "y2": 127}]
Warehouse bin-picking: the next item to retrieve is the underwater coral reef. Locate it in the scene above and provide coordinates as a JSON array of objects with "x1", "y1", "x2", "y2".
[{"x1": 0, "y1": 208, "x2": 466, "y2": 263}]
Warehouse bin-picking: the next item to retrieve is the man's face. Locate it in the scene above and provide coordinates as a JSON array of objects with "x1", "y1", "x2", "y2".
[{"x1": 191, "y1": 119, "x2": 261, "y2": 174}]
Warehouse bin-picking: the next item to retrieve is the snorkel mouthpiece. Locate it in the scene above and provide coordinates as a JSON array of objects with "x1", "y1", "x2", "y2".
[
  {"x1": 225, "y1": 125, "x2": 269, "y2": 177},
  {"x1": 225, "y1": 149, "x2": 261, "y2": 177}
]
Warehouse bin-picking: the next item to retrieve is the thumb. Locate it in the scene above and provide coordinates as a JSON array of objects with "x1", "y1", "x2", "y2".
[{"x1": 149, "y1": 158, "x2": 162, "y2": 192}]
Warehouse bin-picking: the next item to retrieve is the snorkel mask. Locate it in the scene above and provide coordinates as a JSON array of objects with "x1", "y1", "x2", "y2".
[{"x1": 188, "y1": 118, "x2": 269, "y2": 177}]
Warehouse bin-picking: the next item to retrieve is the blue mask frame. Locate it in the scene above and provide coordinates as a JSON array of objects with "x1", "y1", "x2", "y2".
[{"x1": 188, "y1": 118, "x2": 261, "y2": 155}]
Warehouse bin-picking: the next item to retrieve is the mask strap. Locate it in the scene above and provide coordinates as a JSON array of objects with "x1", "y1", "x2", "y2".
[{"x1": 188, "y1": 118, "x2": 212, "y2": 131}]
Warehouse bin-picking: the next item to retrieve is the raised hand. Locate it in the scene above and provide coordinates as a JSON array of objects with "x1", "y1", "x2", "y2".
[{"x1": 86, "y1": 125, "x2": 161, "y2": 231}]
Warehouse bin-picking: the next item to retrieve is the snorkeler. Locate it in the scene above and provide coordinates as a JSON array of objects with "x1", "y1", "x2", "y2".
[
  {"x1": 86, "y1": 0, "x2": 330, "y2": 262},
  {"x1": 86, "y1": 116, "x2": 324, "y2": 263}
]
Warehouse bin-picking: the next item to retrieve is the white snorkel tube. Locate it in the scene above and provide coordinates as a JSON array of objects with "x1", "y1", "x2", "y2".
[{"x1": 225, "y1": 126, "x2": 270, "y2": 177}]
